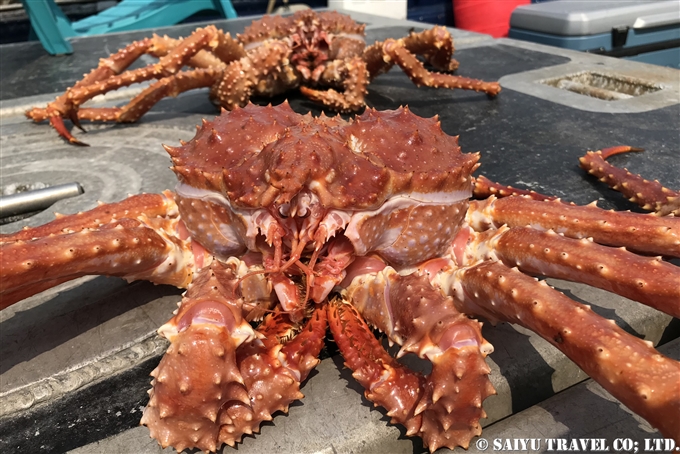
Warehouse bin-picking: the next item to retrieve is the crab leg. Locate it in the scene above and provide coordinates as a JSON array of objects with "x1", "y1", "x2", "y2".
[
  {"x1": 143, "y1": 259, "x2": 326, "y2": 451},
  {"x1": 0, "y1": 192, "x2": 176, "y2": 242},
  {"x1": 473, "y1": 175, "x2": 560, "y2": 201},
  {"x1": 580, "y1": 146, "x2": 680, "y2": 216},
  {"x1": 0, "y1": 193, "x2": 192, "y2": 309},
  {"x1": 111, "y1": 31, "x2": 249, "y2": 122},
  {"x1": 142, "y1": 260, "x2": 255, "y2": 452},
  {"x1": 468, "y1": 196, "x2": 680, "y2": 257},
  {"x1": 31, "y1": 26, "x2": 231, "y2": 145},
  {"x1": 224, "y1": 306, "x2": 327, "y2": 445},
  {"x1": 336, "y1": 269, "x2": 495, "y2": 452},
  {"x1": 36, "y1": 68, "x2": 223, "y2": 127},
  {"x1": 66, "y1": 27, "x2": 222, "y2": 107},
  {"x1": 401, "y1": 26, "x2": 460, "y2": 72},
  {"x1": 213, "y1": 41, "x2": 294, "y2": 110},
  {"x1": 299, "y1": 57, "x2": 370, "y2": 112},
  {"x1": 379, "y1": 39, "x2": 501, "y2": 96},
  {"x1": 363, "y1": 26, "x2": 459, "y2": 78},
  {"x1": 118, "y1": 68, "x2": 223, "y2": 122},
  {"x1": 462, "y1": 226, "x2": 680, "y2": 317},
  {"x1": 451, "y1": 261, "x2": 680, "y2": 441},
  {"x1": 149, "y1": 31, "x2": 245, "y2": 69},
  {"x1": 25, "y1": 38, "x2": 154, "y2": 144},
  {"x1": 0, "y1": 217, "x2": 192, "y2": 309}
]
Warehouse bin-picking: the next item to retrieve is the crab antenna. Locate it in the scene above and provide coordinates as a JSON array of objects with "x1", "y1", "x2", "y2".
[
  {"x1": 233, "y1": 237, "x2": 311, "y2": 311},
  {"x1": 296, "y1": 244, "x2": 321, "y2": 306},
  {"x1": 232, "y1": 229, "x2": 287, "y2": 298}
]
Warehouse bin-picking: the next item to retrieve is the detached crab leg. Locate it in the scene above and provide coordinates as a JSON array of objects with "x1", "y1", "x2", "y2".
[
  {"x1": 462, "y1": 226, "x2": 680, "y2": 317},
  {"x1": 335, "y1": 269, "x2": 495, "y2": 452},
  {"x1": 468, "y1": 196, "x2": 680, "y2": 257},
  {"x1": 580, "y1": 146, "x2": 680, "y2": 216},
  {"x1": 451, "y1": 261, "x2": 680, "y2": 441}
]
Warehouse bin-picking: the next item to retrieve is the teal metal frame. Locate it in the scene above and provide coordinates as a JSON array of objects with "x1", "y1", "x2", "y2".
[{"x1": 21, "y1": 0, "x2": 237, "y2": 55}]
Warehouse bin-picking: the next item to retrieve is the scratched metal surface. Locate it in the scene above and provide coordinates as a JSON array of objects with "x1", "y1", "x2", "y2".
[{"x1": 0, "y1": 11, "x2": 678, "y2": 454}]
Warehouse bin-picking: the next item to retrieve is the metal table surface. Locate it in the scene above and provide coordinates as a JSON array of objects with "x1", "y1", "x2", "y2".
[{"x1": 1, "y1": 9, "x2": 679, "y2": 454}]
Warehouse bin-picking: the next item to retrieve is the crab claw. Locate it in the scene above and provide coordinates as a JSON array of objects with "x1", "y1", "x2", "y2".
[
  {"x1": 50, "y1": 112, "x2": 89, "y2": 146},
  {"x1": 224, "y1": 306, "x2": 327, "y2": 445},
  {"x1": 331, "y1": 269, "x2": 495, "y2": 452},
  {"x1": 142, "y1": 261, "x2": 255, "y2": 452},
  {"x1": 142, "y1": 260, "x2": 327, "y2": 452}
]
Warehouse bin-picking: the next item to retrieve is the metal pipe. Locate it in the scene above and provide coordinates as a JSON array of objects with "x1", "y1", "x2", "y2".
[{"x1": 0, "y1": 183, "x2": 84, "y2": 218}]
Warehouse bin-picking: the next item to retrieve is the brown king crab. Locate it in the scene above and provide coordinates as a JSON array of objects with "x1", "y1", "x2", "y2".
[
  {"x1": 2, "y1": 103, "x2": 679, "y2": 452},
  {"x1": 24, "y1": 10, "x2": 500, "y2": 146}
]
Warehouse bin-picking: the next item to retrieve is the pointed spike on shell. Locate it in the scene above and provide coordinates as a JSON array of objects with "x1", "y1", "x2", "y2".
[
  {"x1": 162, "y1": 143, "x2": 182, "y2": 157},
  {"x1": 158, "y1": 404, "x2": 173, "y2": 419},
  {"x1": 205, "y1": 407, "x2": 218, "y2": 422},
  {"x1": 414, "y1": 398, "x2": 428, "y2": 416}
]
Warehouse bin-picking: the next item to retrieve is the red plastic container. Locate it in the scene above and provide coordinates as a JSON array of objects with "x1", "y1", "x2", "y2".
[{"x1": 454, "y1": 0, "x2": 530, "y2": 38}]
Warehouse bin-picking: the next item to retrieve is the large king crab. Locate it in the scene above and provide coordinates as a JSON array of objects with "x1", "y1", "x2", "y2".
[
  {"x1": 2, "y1": 103, "x2": 679, "y2": 452},
  {"x1": 24, "y1": 10, "x2": 500, "y2": 146}
]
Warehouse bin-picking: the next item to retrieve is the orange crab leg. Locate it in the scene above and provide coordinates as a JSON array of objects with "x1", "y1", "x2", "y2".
[
  {"x1": 25, "y1": 37, "x2": 155, "y2": 124},
  {"x1": 67, "y1": 27, "x2": 220, "y2": 107},
  {"x1": 464, "y1": 226, "x2": 680, "y2": 317},
  {"x1": 580, "y1": 146, "x2": 680, "y2": 216},
  {"x1": 0, "y1": 192, "x2": 191, "y2": 309},
  {"x1": 363, "y1": 26, "x2": 459, "y2": 78},
  {"x1": 32, "y1": 26, "x2": 232, "y2": 145},
  {"x1": 300, "y1": 57, "x2": 370, "y2": 112},
  {"x1": 337, "y1": 270, "x2": 495, "y2": 452},
  {"x1": 116, "y1": 68, "x2": 222, "y2": 123},
  {"x1": 0, "y1": 192, "x2": 177, "y2": 243},
  {"x1": 473, "y1": 175, "x2": 560, "y2": 201},
  {"x1": 149, "y1": 31, "x2": 245, "y2": 69},
  {"x1": 327, "y1": 300, "x2": 425, "y2": 438},
  {"x1": 468, "y1": 196, "x2": 680, "y2": 257},
  {"x1": 0, "y1": 217, "x2": 192, "y2": 309},
  {"x1": 25, "y1": 38, "x2": 156, "y2": 145},
  {"x1": 402, "y1": 26, "x2": 459, "y2": 72},
  {"x1": 453, "y1": 261, "x2": 680, "y2": 442},
  {"x1": 227, "y1": 307, "x2": 327, "y2": 444},
  {"x1": 382, "y1": 39, "x2": 501, "y2": 97}
]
